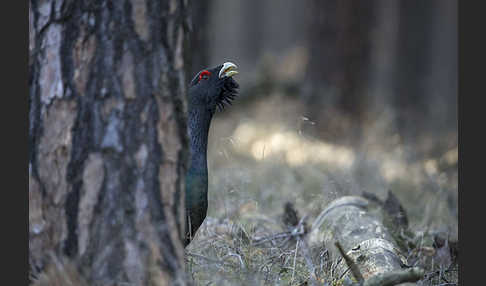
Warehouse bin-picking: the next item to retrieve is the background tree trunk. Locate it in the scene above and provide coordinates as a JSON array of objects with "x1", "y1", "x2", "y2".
[
  {"x1": 186, "y1": 0, "x2": 211, "y2": 78},
  {"x1": 393, "y1": 0, "x2": 457, "y2": 144},
  {"x1": 303, "y1": 0, "x2": 377, "y2": 143},
  {"x1": 29, "y1": 0, "x2": 190, "y2": 284}
]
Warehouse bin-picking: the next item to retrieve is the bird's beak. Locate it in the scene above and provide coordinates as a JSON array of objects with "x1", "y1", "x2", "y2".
[{"x1": 219, "y1": 62, "x2": 239, "y2": 78}]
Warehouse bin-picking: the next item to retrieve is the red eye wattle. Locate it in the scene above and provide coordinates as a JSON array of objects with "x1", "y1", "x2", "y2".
[{"x1": 198, "y1": 70, "x2": 211, "y2": 81}]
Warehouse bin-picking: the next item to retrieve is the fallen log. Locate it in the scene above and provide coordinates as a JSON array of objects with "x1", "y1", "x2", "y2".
[{"x1": 309, "y1": 196, "x2": 423, "y2": 285}]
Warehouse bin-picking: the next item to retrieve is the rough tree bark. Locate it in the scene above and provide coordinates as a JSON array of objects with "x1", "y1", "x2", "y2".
[{"x1": 29, "y1": 0, "x2": 190, "y2": 284}]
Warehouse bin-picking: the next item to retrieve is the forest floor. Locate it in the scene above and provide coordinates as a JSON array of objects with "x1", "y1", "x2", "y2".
[{"x1": 185, "y1": 91, "x2": 458, "y2": 285}]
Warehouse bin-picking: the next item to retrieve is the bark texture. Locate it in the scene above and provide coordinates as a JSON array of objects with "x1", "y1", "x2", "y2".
[
  {"x1": 29, "y1": 0, "x2": 190, "y2": 284},
  {"x1": 309, "y1": 196, "x2": 415, "y2": 284}
]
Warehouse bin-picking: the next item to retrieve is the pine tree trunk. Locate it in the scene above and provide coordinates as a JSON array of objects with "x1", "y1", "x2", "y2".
[
  {"x1": 303, "y1": 0, "x2": 377, "y2": 143},
  {"x1": 305, "y1": 0, "x2": 376, "y2": 111},
  {"x1": 29, "y1": 0, "x2": 189, "y2": 284}
]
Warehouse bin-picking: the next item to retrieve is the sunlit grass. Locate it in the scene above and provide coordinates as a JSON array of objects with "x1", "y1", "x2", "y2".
[{"x1": 185, "y1": 93, "x2": 458, "y2": 285}]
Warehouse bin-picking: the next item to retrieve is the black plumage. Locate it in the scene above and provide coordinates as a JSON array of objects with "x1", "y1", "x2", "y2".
[{"x1": 184, "y1": 62, "x2": 239, "y2": 246}]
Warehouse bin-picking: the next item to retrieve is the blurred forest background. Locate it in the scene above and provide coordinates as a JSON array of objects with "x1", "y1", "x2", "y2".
[
  {"x1": 29, "y1": 0, "x2": 458, "y2": 284},
  {"x1": 185, "y1": 0, "x2": 457, "y2": 283}
]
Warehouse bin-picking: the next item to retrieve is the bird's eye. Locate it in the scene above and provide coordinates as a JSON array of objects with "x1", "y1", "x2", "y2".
[{"x1": 198, "y1": 70, "x2": 211, "y2": 82}]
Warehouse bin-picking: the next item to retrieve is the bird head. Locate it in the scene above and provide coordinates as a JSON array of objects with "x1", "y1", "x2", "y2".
[{"x1": 188, "y1": 62, "x2": 239, "y2": 114}]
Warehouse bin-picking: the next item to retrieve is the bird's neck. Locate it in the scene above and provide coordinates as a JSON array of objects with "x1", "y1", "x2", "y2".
[
  {"x1": 187, "y1": 105, "x2": 213, "y2": 174},
  {"x1": 186, "y1": 105, "x2": 213, "y2": 217}
]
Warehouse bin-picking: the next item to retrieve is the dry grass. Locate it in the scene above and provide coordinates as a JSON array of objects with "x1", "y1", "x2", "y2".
[
  {"x1": 186, "y1": 93, "x2": 458, "y2": 285},
  {"x1": 30, "y1": 94, "x2": 457, "y2": 286}
]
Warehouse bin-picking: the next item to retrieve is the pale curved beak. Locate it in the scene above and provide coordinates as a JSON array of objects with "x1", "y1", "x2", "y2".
[{"x1": 219, "y1": 62, "x2": 239, "y2": 78}]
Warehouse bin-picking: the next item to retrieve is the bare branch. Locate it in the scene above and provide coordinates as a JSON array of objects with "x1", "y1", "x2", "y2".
[{"x1": 335, "y1": 241, "x2": 364, "y2": 283}]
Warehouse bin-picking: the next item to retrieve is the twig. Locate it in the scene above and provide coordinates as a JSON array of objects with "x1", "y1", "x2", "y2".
[
  {"x1": 362, "y1": 267, "x2": 424, "y2": 286},
  {"x1": 252, "y1": 231, "x2": 293, "y2": 245},
  {"x1": 335, "y1": 241, "x2": 364, "y2": 283},
  {"x1": 252, "y1": 217, "x2": 307, "y2": 247},
  {"x1": 291, "y1": 239, "x2": 300, "y2": 284},
  {"x1": 424, "y1": 264, "x2": 457, "y2": 281},
  {"x1": 186, "y1": 253, "x2": 223, "y2": 265}
]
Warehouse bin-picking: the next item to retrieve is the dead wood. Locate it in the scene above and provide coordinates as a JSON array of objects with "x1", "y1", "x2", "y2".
[{"x1": 310, "y1": 196, "x2": 424, "y2": 285}]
